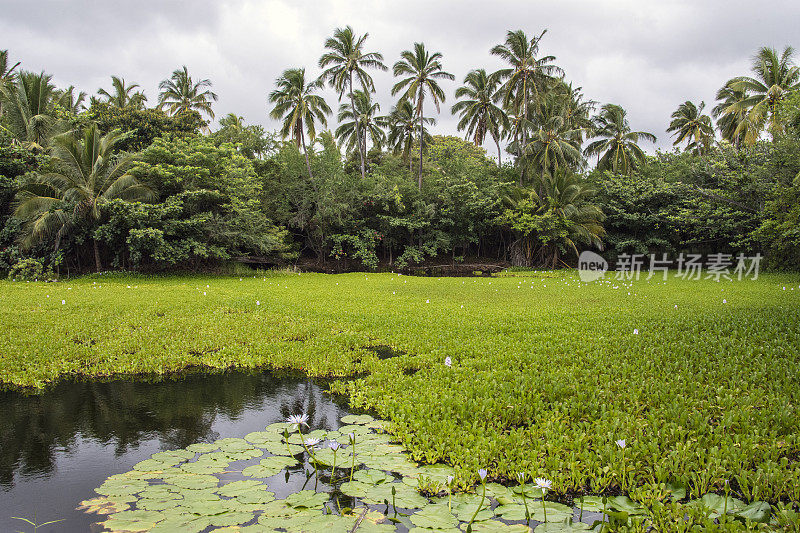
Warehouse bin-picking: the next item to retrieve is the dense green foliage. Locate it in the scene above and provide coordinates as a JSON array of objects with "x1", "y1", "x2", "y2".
[{"x1": 2, "y1": 272, "x2": 799, "y2": 507}]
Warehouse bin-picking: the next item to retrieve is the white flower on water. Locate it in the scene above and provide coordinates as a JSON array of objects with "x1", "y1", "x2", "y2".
[
  {"x1": 723, "y1": 299, "x2": 727, "y2": 304},
  {"x1": 444, "y1": 357, "x2": 452, "y2": 367},
  {"x1": 478, "y1": 469, "x2": 488, "y2": 480},
  {"x1": 616, "y1": 439, "x2": 627, "y2": 449},
  {"x1": 347, "y1": 432, "x2": 355, "y2": 443},
  {"x1": 287, "y1": 413, "x2": 309, "y2": 428},
  {"x1": 633, "y1": 329, "x2": 639, "y2": 335},
  {"x1": 447, "y1": 475, "x2": 454, "y2": 485},
  {"x1": 328, "y1": 441, "x2": 341, "y2": 451},
  {"x1": 304, "y1": 437, "x2": 320, "y2": 447},
  {"x1": 534, "y1": 478, "x2": 552, "y2": 490},
  {"x1": 426, "y1": 299, "x2": 430, "y2": 303},
  {"x1": 61, "y1": 300, "x2": 65, "y2": 305}
]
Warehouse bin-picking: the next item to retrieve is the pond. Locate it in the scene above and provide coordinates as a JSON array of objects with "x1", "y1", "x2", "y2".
[{"x1": 0, "y1": 370, "x2": 350, "y2": 532}]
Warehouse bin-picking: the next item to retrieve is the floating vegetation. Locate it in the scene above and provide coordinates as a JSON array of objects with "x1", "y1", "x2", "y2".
[{"x1": 81, "y1": 413, "x2": 789, "y2": 532}]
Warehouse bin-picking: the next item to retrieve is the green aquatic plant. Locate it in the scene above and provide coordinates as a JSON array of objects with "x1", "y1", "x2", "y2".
[
  {"x1": 11, "y1": 516, "x2": 65, "y2": 532},
  {"x1": 535, "y1": 477, "x2": 553, "y2": 522},
  {"x1": 517, "y1": 472, "x2": 531, "y2": 524},
  {"x1": 466, "y1": 468, "x2": 488, "y2": 533}
]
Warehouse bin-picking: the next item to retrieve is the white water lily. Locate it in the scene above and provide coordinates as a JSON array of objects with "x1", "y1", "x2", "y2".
[
  {"x1": 478, "y1": 469, "x2": 488, "y2": 480},
  {"x1": 534, "y1": 477, "x2": 552, "y2": 490},
  {"x1": 287, "y1": 413, "x2": 309, "y2": 428},
  {"x1": 444, "y1": 357, "x2": 452, "y2": 367},
  {"x1": 616, "y1": 439, "x2": 626, "y2": 449},
  {"x1": 347, "y1": 432, "x2": 355, "y2": 442},
  {"x1": 61, "y1": 300, "x2": 65, "y2": 305},
  {"x1": 633, "y1": 329, "x2": 639, "y2": 335},
  {"x1": 447, "y1": 475, "x2": 454, "y2": 485},
  {"x1": 304, "y1": 437, "x2": 320, "y2": 447},
  {"x1": 328, "y1": 441, "x2": 340, "y2": 451}
]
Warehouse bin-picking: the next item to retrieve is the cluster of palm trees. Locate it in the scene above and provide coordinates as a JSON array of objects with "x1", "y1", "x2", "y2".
[
  {"x1": 668, "y1": 46, "x2": 799, "y2": 154},
  {"x1": 268, "y1": 28, "x2": 661, "y2": 187}
]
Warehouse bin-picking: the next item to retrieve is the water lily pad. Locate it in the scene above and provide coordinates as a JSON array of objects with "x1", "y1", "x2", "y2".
[
  {"x1": 285, "y1": 490, "x2": 330, "y2": 509},
  {"x1": 605, "y1": 495, "x2": 648, "y2": 516},
  {"x1": 245, "y1": 431, "x2": 284, "y2": 446},
  {"x1": 534, "y1": 521, "x2": 590, "y2": 532},
  {"x1": 186, "y1": 442, "x2": 219, "y2": 454},
  {"x1": 496, "y1": 502, "x2": 571, "y2": 522},
  {"x1": 76, "y1": 495, "x2": 133, "y2": 515},
  {"x1": 169, "y1": 473, "x2": 219, "y2": 490},
  {"x1": 95, "y1": 478, "x2": 149, "y2": 497},
  {"x1": 152, "y1": 449, "x2": 196, "y2": 462},
  {"x1": 410, "y1": 503, "x2": 459, "y2": 529},
  {"x1": 217, "y1": 480, "x2": 267, "y2": 497},
  {"x1": 574, "y1": 496, "x2": 604, "y2": 513},
  {"x1": 354, "y1": 469, "x2": 393, "y2": 485},
  {"x1": 340, "y1": 414, "x2": 374, "y2": 425},
  {"x1": 132, "y1": 458, "x2": 170, "y2": 472},
  {"x1": 310, "y1": 448, "x2": 352, "y2": 467},
  {"x1": 180, "y1": 460, "x2": 229, "y2": 475},
  {"x1": 261, "y1": 440, "x2": 304, "y2": 456},
  {"x1": 208, "y1": 510, "x2": 255, "y2": 527},
  {"x1": 412, "y1": 464, "x2": 457, "y2": 484},
  {"x1": 148, "y1": 514, "x2": 211, "y2": 533},
  {"x1": 100, "y1": 509, "x2": 165, "y2": 532},
  {"x1": 338, "y1": 424, "x2": 372, "y2": 436},
  {"x1": 464, "y1": 522, "x2": 532, "y2": 532},
  {"x1": 356, "y1": 481, "x2": 428, "y2": 508},
  {"x1": 242, "y1": 455, "x2": 298, "y2": 478}
]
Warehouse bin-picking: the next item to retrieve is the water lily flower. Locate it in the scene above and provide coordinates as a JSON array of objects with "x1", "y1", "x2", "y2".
[
  {"x1": 61, "y1": 300, "x2": 65, "y2": 305},
  {"x1": 447, "y1": 475, "x2": 454, "y2": 485},
  {"x1": 426, "y1": 299, "x2": 430, "y2": 303},
  {"x1": 723, "y1": 299, "x2": 727, "y2": 304},
  {"x1": 633, "y1": 329, "x2": 639, "y2": 335},
  {"x1": 287, "y1": 413, "x2": 309, "y2": 428},
  {"x1": 478, "y1": 469, "x2": 487, "y2": 480},
  {"x1": 256, "y1": 301, "x2": 260, "y2": 305},
  {"x1": 444, "y1": 357, "x2": 452, "y2": 367},
  {"x1": 616, "y1": 439, "x2": 626, "y2": 449},
  {"x1": 304, "y1": 437, "x2": 320, "y2": 447},
  {"x1": 328, "y1": 441, "x2": 340, "y2": 451},
  {"x1": 534, "y1": 477, "x2": 552, "y2": 490},
  {"x1": 347, "y1": 432, "x2": 355, "y2": 442}
]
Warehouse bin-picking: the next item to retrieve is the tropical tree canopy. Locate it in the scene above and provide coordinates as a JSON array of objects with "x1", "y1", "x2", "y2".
[
  {"x1": 14, "y1": 124, "x2": 155, "y2": 270},
  {"x1": 98, "y1": 76, "x2": 147, "y2": 109},
  {"x1": 158, "y1": 66, "x2": 218, "y2": 120},
  {"x1": 667, "y1": 100, "x2": 715, "y2": 154},
  {"x1": 584, "y1": 103, "x2": 657, "y2": 175}
]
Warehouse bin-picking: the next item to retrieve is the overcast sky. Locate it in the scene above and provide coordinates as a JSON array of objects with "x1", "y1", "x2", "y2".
[{"x1": 3, "y1": 0, "x2": 798, "y2": 156}]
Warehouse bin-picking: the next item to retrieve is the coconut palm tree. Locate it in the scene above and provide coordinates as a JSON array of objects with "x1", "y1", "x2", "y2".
[
  {"x1": 491, "y1": 30, "x2": 562, "y2": 128},
  {"x1": 0, "y1": 49, "x2": 21, "y2": 118},
  {"x1": 14, "y1": 125, "x2": 155, "y2": 271},
  {"x1": 524, "y1": 92, "x2": 584, "y2": 180},
  {"x1": 584, "y1": 104, "x2": 656, "y2": 175},
  {"x1": 386, "y1": 99, "x2": 435, "y2": 171},
  {"x1": 502, "y1": 170, "x2": 604, "y2": 268},
  {"x1": 268, "y1": 67, "x2": 331, "y2": 179},
  {"x1": 54, "y1": 86, "x2": 87, "y2": 114},
  {"x1": 158, "y1": 66, "x2": 218, "y2": 120},
  {"x1": 712, "y1": 85, "x2": 750, "y2": 148},
  {"x1": 98, "y1": 76, "x2": 147, "y2": 109},
  {"x1": 319, "y1": 26, "x2": 387, "y2": 178},
  {"x1": 0, "y1": 71, "x2": 69, "y2": 149},
  {"x1": 335, "y1": 89, "x2": 386, "y2": 158},
  {"x1": 667, "y1": 100, "x2": 714, "y2": 155},
  {"x1": 721, "y1": 46, "x2": 799, "y2": 144},
  {"x1": 451, "y1": 69, "x2": 508, "y2": 164},
  {"x1": 392, "y1": 42, "x2": 454, "y2": 189}
]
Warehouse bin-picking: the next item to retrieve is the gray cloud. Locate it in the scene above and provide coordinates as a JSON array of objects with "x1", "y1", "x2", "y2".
[{"x1": 3, "y1": 0, "x2": 798, "y2": 155}]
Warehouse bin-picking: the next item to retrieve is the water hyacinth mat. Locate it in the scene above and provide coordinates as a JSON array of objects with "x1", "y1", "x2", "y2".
[{"x1": 80, "y1": 413, "x2": 783, "y2": 532}]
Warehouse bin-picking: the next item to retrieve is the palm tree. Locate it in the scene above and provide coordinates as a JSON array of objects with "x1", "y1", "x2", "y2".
[
  {"x1": 712, "y1": 85, "x2": 750, "y2": 148},
  {"x1": 98, "y1": 76, "x2": 147, "y2": 109},
  {"x1": 386, "y1": 99, "x2": 434, "y2": 171},
  {"x1": 319, "y1": 26, "x2": 387, "y2": 178},
  {"x1": 524, "y1": 92, "x2": 584, "y2": 180},
  {"x1": 584, "y1": 104, "x2": 656, "y2": 175},
  {"x1": 54, "y1": 86, "x2": 88, "y2": 114},
  {"x1": 14, "y1": 125, "x2": 155, "y2": 271},
  {"x1": 667, "y1": 101, "x2": 714, "y2": 155},
  {"x1": 491, "y1": 29, "x2": 562, "y2": 180},
  {"x1": 158, "y1": 66, "x2": 218, "y2": 120},
  {"x1": 0, "y1": 49, "x2": 21, "y2": 118},
  {"x1": 451, "y1": 69, "x2": 508, "y2": 163},
  {"x1": 268, "y1": 67, "x2": 331, "y2": 179},
  {"x1": 392, "y1": 42, "x2": 454, "y2": 189},
  {"x1": 502, "y1": 171, "x2": 604, "y2": 267},
  {"x1": 0, "y1": 71, "x2": 68, "y2": 149},
  {"x1": 335, "y1": 89, "x2": 386, "y2": 158},
  {"x1": 721, "y1": 46, "x2": 799, "y2": 143}
]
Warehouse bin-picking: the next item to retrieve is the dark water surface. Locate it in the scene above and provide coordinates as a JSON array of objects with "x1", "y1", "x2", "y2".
[{"x1": 0, "y1": 370, "x2": 350, "y2": 532}]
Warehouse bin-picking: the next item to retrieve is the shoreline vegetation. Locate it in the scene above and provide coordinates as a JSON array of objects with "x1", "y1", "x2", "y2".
[{"x1": 2, "y1": 271, "x2": 799, "y2": 508}]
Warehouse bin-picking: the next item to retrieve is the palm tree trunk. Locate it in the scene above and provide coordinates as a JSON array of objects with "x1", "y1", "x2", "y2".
[
  {"x1": 495, "y1": 136, "x2": 502, "y2": 166},
  {"x1": 301, "y1": 130, "x2": 313, "y2": 180},
  {"x1": 418, "y1": 95, "x2": 424, "y2": 190},
  {"x1": 350, "y1": 73, "x2": 366, "y2": 179},
  {"x1": 93, "y1": 238, "x2": 102, "y2": 272}
]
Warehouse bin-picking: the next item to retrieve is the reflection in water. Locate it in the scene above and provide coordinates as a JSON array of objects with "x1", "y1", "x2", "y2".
[{"x1": 0, "y1": 370, "x2": 350, "y2": 532}]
